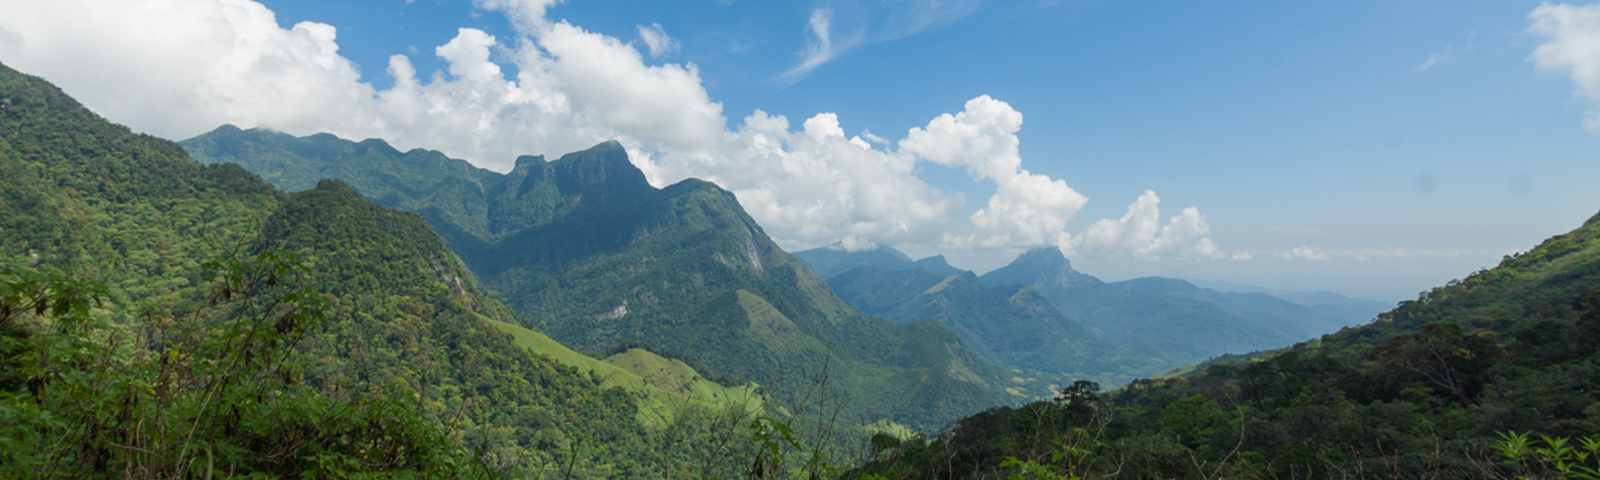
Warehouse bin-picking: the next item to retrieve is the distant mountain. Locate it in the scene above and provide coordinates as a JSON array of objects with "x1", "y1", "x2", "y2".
[
  {"x1": 879, "y1": 271, "x2": 1161, "y2": 386},
  {"x1": 979, "y1": 247, "x2": 1355, "y2": 365},
  {"x1": 817, "y1": 260, "x2": 1166, "y2": 388},
  {"x1": 183, "y1": 126, "x2": 1008, "y2": 429},
  {"x1": 793, "y1": 245, "x2": 966, "y2": 278},
  {"x1": 1109, "y1": 277, "x2": 1360, "y2": 339},
  {"x1": 1189, "y1": 278, "x2": 1393, "y2": 327},
  {"x1": 825, "y1": 264, "x2": 949, "y2": 317}
]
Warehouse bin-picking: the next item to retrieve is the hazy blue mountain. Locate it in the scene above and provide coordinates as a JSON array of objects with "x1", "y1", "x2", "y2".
[
  {"x1": 794, "y1": 245, "x2": 967, "y2": 279},
  {"x1": 880, "y1": 272, "x2": 1160, "y2": 385},
  {"x1": 1189, "y1": 278, "x2": 1394, "y2": 328},
  {"x1": 183, "y1": 127, "x2": 1010, "y2": 429},
  {"x1": 1110, "y1": 277, "x2": 1360, "y2": 340},
  {"x1": 979, "y1": 247, "x2": 1344, "y2": 365}
]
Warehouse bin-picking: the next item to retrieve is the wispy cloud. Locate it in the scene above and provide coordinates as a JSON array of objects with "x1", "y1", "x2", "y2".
[
  {"x1": 778, "y1": 8, "x2": 844, "y2": 84},
  {"x1": 636, "y1": 23, "x2": 679, "y2": 57},
  {"x1": 1414, "y1": 51, "x2": 1449, "y2": 71},
  {"x1": 777, "y1": 0, "x2": 983, "y2": 84},
  {"x1": 1273, "y1": 246, "x2": 1484, "y2": 262}
]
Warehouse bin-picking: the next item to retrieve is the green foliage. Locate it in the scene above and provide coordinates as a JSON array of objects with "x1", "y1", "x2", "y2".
[
  {"x1": 0, "y1": 254, "x2": 473, "y2": 479},
  {"x1": 1495, "y1": 431, "x2": 1600, "y2": 479}
]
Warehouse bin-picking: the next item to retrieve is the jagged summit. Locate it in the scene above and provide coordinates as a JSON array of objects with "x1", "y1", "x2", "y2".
[{"x1": 550, "y1": 139, "x2": 650, "y2": 194}]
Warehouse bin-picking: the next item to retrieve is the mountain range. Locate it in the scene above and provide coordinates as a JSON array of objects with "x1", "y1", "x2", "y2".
[
  {"x1": 182, "y1": 125, "x2": 1014, "y2": 429},
  {"x1": 796, "y1": 244, "x2": 1388, "y2": 372}
]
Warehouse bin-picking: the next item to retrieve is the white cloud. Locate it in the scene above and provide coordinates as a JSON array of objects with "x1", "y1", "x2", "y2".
[
  {"x1": 779, "y1": 8, "x2": 843, "y2": 84},
  {"x1": 472, "y1": 0, "x2": 561, "y2": 32},
  {"x1": 1071, "y1": 191, "x2": 1223, "y2": 260},
  {"x1": 0, "y1": 0, "x2": 1224, "y2": 261},
  {"x1": 636, "y1": 23, "x2": 679, "y2": 57},
  {"x1": 0, "y1": 0, "x2": 380, "y2": 144},
  {"x1": 1530, "y1": 2, "x2": 1600, "y2": 131},
  {"x1": 900, "y1": 96, "x2": 1088, "y2": 250},
  {"x1": 1414, "y1": 52, "x2": 1449, "y2": 71},
  {"x1": 1285, "y1": 246, "x2": 1330, "y2": 261},
  {"x1": 651, "y1": 110, "x2": 961, "y2": 250}
]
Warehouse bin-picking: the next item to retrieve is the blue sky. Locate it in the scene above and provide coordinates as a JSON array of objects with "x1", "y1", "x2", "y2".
[{"x1": 3, "y1": 0, "x2": 1599, "y2": 301}]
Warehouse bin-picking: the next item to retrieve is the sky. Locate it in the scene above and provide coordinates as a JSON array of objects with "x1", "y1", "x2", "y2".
[{"x1": 2, "y1": 0, "x2": 1599, "y2": 301}]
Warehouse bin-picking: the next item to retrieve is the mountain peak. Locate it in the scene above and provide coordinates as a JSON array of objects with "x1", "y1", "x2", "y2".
[
  {"x1": 552, "y1": 140, "x2": 650, "y2": 194},
  {"x1": 912, "y1": 255, "x2": 965, "y2": 277},
  {"x1": 978, "y1": 246, "x2": 1099, "y2": 290}
]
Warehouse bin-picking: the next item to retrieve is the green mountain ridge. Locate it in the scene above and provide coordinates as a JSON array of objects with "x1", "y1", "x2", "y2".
[{"x1": 183, "y1": 126, "x2": 1010, "y2": 430}]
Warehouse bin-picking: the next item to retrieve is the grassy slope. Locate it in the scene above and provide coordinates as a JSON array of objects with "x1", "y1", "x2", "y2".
[{"x1": 482, "y1": 316, "x2": 762, "y2": 425}]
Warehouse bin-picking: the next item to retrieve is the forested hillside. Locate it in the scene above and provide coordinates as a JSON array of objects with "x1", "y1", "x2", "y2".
[
  {"x1": 851, "y1": 210, "x2": 1600, "y2": 479},
  {"x1": 0, "y1": 62, "x2": 772, "y2": 478},
  {"x1": 184, "y1": 126, "x2": 1010, "y2": 431}
]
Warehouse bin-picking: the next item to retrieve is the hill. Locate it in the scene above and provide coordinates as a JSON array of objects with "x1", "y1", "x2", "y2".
[
  {"x1": 183, "y1": 126, "x2": 1010, "y2": 430},
  {"x1": 0, "y1": 61, "x2": 686, "y2": 477},
  {"x1": 852, "y1": 210, "x2": 1600, "y2": 479}
]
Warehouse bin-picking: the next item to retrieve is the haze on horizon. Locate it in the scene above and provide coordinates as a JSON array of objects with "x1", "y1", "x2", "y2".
[{"x1": 2, "y1": 0, "x2": 1598, "y2": 301}]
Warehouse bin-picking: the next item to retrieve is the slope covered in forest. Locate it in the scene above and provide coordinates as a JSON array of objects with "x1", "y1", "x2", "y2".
[
  {"x1": 184, "y1": 126, "x2": 1010, "y2": 430},
  {"x1": 0, "y1": 62, "x2": 756, "y2": 478}
]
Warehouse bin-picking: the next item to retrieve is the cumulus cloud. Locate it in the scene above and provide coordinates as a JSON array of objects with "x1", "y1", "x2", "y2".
[
  {"x1": 1530, "y1": 2, "x2": 1600, "y2": 131},
  {"x1": 636, "y1": 23, "x2": 679, "y2": 57},
  {"x1": 0, "y1": 0, "x2": 380, "y2": 144},
  {"x1": 651, "y1": 110, "x2": 961, "y2": 250},
  {"x1": 0, "y1": 0, "x2": 1224, "y2": 260},
  {"x1": 901, "y1": 96, "x2": 1088, "y2": 250},
  {"x1": 1072, "y1": 191, "x2": 1224, "y2": 260}
]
